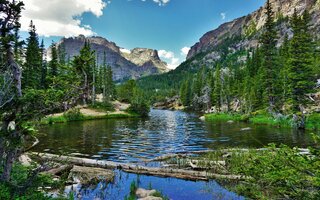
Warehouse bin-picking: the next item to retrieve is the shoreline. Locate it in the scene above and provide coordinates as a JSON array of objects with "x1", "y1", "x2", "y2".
[{"x1": 205, "y1": 112, "x2": 320, "y2": 131}]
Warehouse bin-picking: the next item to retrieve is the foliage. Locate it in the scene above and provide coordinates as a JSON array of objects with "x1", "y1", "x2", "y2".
[
  {"x1": 227, "y1": 144, "x2": 320, "y2": 199},
  {"x1": 117, "y1": 80, "x2": 137, "y2": 103},
  {"x1": 128, "y1": 88, "x2": 150, "y2": 117},
  {"x1": 0, "y1": 163, "x2": 59, "y2": 200},
  {"x1": 287, "y1": 10, "x2": 316, "y2": 112},
  {"x1": 63, "y1": 108, "x2": 84, "y2": 121}
]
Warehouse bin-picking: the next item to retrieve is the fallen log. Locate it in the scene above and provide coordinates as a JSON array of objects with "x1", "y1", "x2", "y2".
[
  {"x1": 29, "y1": 152, "x2": 247, "y2": 181},
  {"x1": 45, "y1": 165, "x2": 73, "y2": 176}
]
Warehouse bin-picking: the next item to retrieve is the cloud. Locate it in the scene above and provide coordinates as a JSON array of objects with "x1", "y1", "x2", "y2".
[
  {"x1": 181, "y1": 47, "x2": 190, "y2": 56},
  {"x1": 152, "y1": 0, "x2": 170, "y2": 6},
  {"x1": 158, "y1": 50, "x2": 180, "y2": 70},
  {"x1": 220, "y1": 12, "x2": 226, "y2": 20},
  {"x1": 120, "y1": 48, "x2": 131, "y2": 54},
  {"x1": 21, "y1": 0, "x2": 107, "y2": 37}
]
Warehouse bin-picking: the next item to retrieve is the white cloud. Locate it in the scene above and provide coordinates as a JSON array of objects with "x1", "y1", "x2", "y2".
[
  {"x1": 181, "y1": 47, "x2": 190, "y2": 56},
  {"x1": 220, "y1": 12, "x2": 226, "y2": 20},
  {"x1": 21, "y1": 0, "x2": 107, "y2": 37},
  {"x1": 120, "y1": 48, "x2": 131, "y2": 54},
  {"x1": 152, "y1": 0, "x2": 170, "y2": 6},
  {"x1": 158, "y1": 50, "x2": 180, "y2": 70}
]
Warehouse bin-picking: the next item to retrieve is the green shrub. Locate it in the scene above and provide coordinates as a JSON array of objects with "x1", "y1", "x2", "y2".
[
  {"x1": 89, "y1": 101, "x2": 115, "y2": 112},
  {"x1": 128, "y1": 88, "x2": 150, "y2": 117},
  {"x1": 306, "y1": 113, "x2": 320, "y2": 130},
  {"x1": 223, "y1": 144, "x2": 320, "y2": 199},
  {"x1": 63, "y1": 108, "x2": 84, "y2": 121}
]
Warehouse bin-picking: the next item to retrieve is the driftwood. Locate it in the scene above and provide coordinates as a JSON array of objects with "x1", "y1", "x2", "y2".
[
  {"x1": 45, "y1": 165, "x2": 73, "y2": 176},
  {"x1": 24, "y1": 136, "x2": 39, "y2": 152},
  {"x1": 29, "y1": 152, "x2": 247, "y2": 181}
]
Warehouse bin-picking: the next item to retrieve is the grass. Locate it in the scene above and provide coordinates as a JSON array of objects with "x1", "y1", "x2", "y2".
[
  {"x1": 205, "y1": 111, "x2": 320, "y2": 130},
  {"x1": 41, "y1": 112, "x2": 140, "y2": 125},
  {"x1": 204, "y1": 113, "x2": 243, "y2": 122}
]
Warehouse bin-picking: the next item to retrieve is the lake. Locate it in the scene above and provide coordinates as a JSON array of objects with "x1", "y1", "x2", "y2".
[{"x1": 35, "y1": 109, "x2": 315, "y2": 199}]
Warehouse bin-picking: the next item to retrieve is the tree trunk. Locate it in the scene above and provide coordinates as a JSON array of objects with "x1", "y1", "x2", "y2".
[
  {"x1": 30, "y1": 153, "x2": 247, "y2": 181},
  {"x1": 1, "y1": 150, "x2": 16, "y2": 181}
]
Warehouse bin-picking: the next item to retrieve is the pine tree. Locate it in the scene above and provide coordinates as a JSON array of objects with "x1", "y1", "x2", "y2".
[
  {"x1": 105, "y1": 65, "x2": 115, "y2": 100},
  {"x1": 58, "y1": 42, "x2": 67, "y2": 66},
  {"x1": 40, "y1": 40, "x2": 47, "y2": 88},
  {"x1": 180, "y1": 79, "x2": 191, "y2": 106},
  {"x1": 259, "y1": 0, "x2": 278, "y2": 110},
  {"x1": 288, "y1": 10, "x2": 315, "y2": 113},
  {"x1": 213, "y1": 65, "x2": 222, "y2": 111},
  {"x1": 49, "y1": 42, "x2": 59, "y2": 77},
  {"x1": 73, "y1": 40, "x2": 96, "y2": 104},
  {"x1": 24, "y1": 20, "x2": 42, "y2": 88}
]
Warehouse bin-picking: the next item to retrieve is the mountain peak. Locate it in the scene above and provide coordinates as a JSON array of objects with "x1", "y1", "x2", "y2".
[
  {"x1": 54, "y1": 35, "x2": 169, "y2": 81},
  {"x1": 187, "y1": 0, "x2": 320, "y2": 60}
]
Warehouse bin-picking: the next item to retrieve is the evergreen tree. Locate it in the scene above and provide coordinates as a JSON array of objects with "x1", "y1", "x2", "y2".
[
  {"x1": 24, "y1": 20, "x2": 42, "y2": 88},
  {"x1": 40, "y1": 39, "x2": 47, "y2": 88},
  {"x1": 49, "y1": 42, "x2": 59, "y2": 77},
  {"x1": 259, "y1": 0, "x2": 278, "y2": 110},
  {"x1": 105, "y1": 65, "x2": 115, "y2": 100},
  {"x1": 213, "y1": 65, "x2": 222, "y2": 111},
  {"x1": 180, "y1": 78, "x2": 191, "y2": 106},
  {"x1": 58, "y1": 42, "x2": 67, "y2": 66},
  {"x1": 288, "y1": 10, "x2": 315, "y2": 113},
  {"x1": 73, "y1": 40, "x2": 96, "y2": 104}
]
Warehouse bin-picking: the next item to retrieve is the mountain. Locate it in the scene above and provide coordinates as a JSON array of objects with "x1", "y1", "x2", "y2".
[
  {"x1": 53, "y1": 35, "x2": 168, "y2": 81},
  {"x1": 137, "y1": 0, "x2": 320, "y2": 101},
  {"x1": 187, "y1": 0, "x2": 320, "y2": 60}
]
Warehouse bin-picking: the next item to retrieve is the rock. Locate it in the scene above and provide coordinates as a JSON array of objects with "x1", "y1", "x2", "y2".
[
  {"x1": 136, "y1": 188, "x2": 157, "y2": 198},
  {"x1": 68, "y1": 165, "x2": 114, "y2": 185},
  {"x1": 8, "y1": 121, "x2": 15, "y2": 131},
  {"x1": 199, "y1": 116, "x2": 205, "y2": 121},
  {"x1": 187, "y1": 0, "x2": 320, "y2": 61},
  {"x1": 227, "y1": 120, "x2": 234, "y2": 124},
  {"x1": 153, "y1": 96, "x2": 183, "y2": 110},
  {"x1": 240, "y1": 127, "x2": 251, "y2": 131},
  {"x1": 19, "y1": 154, "x2": 32, "y2": 166}
]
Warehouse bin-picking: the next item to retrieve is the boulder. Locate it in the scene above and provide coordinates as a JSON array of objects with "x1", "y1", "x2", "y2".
[
  {"x1": 136, "y1": 188, "x2": 157, "y2": 198},
  {"x1": 68, "y1": 165, "x2": 114, "y2": 185},
  {"x1": 19, "y1": 154, "x2": 32, "y2": 166}
]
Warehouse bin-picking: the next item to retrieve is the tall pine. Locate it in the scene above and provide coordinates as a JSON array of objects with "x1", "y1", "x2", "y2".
[
  {"x1": 259, "y1": 0, "x2": 278, "y2": 111},
  {"x1": 288, "y1": 10, "x2": 315, "y2": 113},
  {"x1": 24, "y1": 20, "x2": 42, "y2": 88}
]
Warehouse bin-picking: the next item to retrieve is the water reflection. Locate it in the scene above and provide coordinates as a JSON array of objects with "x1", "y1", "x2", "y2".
[
  {"x1": 66, "y1": 170, "x2": 244, "y2": 200},
  {"x1": 35, "y1": 109, "x2": 315, "y2": 162}
]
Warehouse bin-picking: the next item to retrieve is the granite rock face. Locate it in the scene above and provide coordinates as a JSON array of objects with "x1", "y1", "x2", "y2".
[
  {"x1": 52, "y1": 35, "x2": 168, "y2": 81},
  {"x1": 187, "y1": 0, "x2": 320, "y2": 59}
]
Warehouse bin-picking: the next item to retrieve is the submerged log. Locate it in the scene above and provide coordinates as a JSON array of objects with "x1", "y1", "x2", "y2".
[{"x1": 29, "y1": 152, "x2": 246, "y2": 181}]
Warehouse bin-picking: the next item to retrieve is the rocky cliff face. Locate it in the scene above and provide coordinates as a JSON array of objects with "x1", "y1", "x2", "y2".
[
  {"x1": 55, "y1": 35, "x2": 168, "y2": 81},
  {"x1": 187, "y1": 0, "x2": 320, "y2": 60}
]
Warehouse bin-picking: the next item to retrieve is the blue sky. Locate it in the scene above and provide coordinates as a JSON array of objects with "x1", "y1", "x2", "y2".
[{"x1": 21, "y1": 0, "x2": 265, "y2": 69}]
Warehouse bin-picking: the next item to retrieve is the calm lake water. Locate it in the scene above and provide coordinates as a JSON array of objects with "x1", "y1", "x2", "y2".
[
  {"x1": 35, "y1": 109, "x2": 314, "y2": 162},
  {"x1": 35, "y1": 109, "x2": 315, "y2": 200}
]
